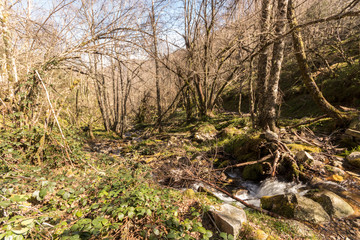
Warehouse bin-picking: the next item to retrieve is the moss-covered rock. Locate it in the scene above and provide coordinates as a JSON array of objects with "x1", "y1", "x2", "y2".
[
  {"x1": 219, "y1": 126, "x2": 243, "y2": 138},
  {"x1": 242, "y1": 164, "x2": 264, "y2": 181},
  {"x1": 224, "y1": 133, "x2": 265, "y2": 162},
  {"x1": 346, "y1": 151, "x2": 360, "y2": 168},
  {"x1": 192, "y1": 123, "x2": 217, "y2": 142},
  {"x1": 305, "y1": 190, "x2": 354, "y2": 218},
  {"x1": 260, "y1": 194, "x2": 330, "y2": 223}
]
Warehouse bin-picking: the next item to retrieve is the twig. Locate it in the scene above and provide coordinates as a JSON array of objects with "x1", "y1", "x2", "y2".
[
  {"x1": 35, "y1": 71, "x2": 73, "y2": 167},
  {"x1": 215, "y1": 154, "x2": 273, "y2": 171}
]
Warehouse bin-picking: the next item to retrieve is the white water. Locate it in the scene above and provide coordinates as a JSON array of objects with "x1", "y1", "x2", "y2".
[{"x1": 194, "y1": 178, "x2": 307, "y2": 207}]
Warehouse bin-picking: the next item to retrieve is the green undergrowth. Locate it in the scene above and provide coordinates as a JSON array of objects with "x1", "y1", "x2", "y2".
[{"x1": 0, "y1": 156, "x2": 214, "y2": 240}]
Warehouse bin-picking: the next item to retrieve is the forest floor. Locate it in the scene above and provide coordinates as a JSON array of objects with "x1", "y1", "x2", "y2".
[{"x1": 1, "y1": 114, "x2": 360, "y2": 239}]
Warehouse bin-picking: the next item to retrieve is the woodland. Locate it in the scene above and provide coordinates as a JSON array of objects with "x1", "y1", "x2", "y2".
[{"x1": 0, "y1": 0, "x2": 360, "y2": 239}]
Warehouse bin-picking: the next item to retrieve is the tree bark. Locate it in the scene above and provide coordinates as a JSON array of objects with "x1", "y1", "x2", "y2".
[
  {"x1": 259, "y1": 0, "x2": 289, "y2": 131},
  {"x1": 287, "y1": 0, "x2": 349, "y2": 124},
  {"x1": 256, "y1": 0, "x2": 273, "y2": 118}
]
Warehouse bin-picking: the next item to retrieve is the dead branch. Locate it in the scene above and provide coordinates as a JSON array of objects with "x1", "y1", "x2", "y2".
[
  {"x1": 215, "y1": 154, "x2": 273, "y2": 171},
  {"x1": 288, "y1": 114, "x2": 328, "y2": 129}
]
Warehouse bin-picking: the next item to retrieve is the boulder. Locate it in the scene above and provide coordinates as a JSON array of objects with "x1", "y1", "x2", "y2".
[
  {"x1": 346, "y1": 152, "x2": 360, "y2": 168},
  {"x1": 193, "y1": 123, "x2": 217, "y2": 142},
  {"x1": 260, "y1": 194, "x2": 330, "y2": 224},
  {"x1": 242, "y1": 163, "x2": 264, "y2": 181},
  {"x1": 219, "y1": 127, "x2": 242, "y2": 138},
  {"x1": 264, "y1": 130, "x2": 278, "y2": 141},
  {"x1": 305, "y1": 190, "x2": 354, "y2": 218},
  {"x1": 210, "y1": 203, "x2": 247, "y2": 239}
]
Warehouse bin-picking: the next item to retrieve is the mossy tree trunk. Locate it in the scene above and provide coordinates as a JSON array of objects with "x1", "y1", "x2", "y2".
[
  {"x1": 256, "y1": 0, "x2": 273, "y2": 117},
  {"x1": 287, "y1": 0, "x2": 349, "y2": 125},
  {"x1": 258, "y1": 0, "x2": 288, "y2": 131}
]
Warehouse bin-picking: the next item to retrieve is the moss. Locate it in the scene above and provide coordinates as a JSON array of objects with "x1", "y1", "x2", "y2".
[
  {"x1": 219, "y1": 126, "x2": 243, "y2": 138},
  {"x1": 287, "y1": 143, "x2": 321, "y2": 153},
  {"x1": 183, "y1": 189, "x2": 196, "y2": 199},
  {"x1": 224, "y1": 133, "x2": 265, "y2": 162},
  {"x1": 242, "y1": 163, "x2": 264, "y2": 181}
]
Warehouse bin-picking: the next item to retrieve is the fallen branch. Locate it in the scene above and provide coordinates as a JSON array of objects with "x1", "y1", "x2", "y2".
[
  {"x1": 288, "y1": 114, "x2": 328, "y2": 129},
  {"x1": 215, "y1": 154, "x2": 273, "y2": 171}
]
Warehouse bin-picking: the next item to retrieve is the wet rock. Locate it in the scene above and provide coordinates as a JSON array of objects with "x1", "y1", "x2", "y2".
[
  {"x1": 210, "y1": 203, "x2": 247, "y2": 239},
  {"x1": 260, "y1": 194, "x2": 330, "y2": 223},
  {"x1": 346, "y1": 152, "x2": 360, "y2": 168},
  {"x1": 305, "y1": 190, "x2": 354, "y2": 218}
]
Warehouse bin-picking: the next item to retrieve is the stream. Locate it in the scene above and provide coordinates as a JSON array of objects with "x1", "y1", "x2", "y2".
[{"x1": 194, "y1": 176, "x2": 308, "y2": 208}]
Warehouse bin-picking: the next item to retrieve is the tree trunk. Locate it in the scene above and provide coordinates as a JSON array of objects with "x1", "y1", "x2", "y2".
[
  {"x1": 259, "y1": 0, "x2": 289, "y2": 131},
  {"x1": 287, "y1": 0, "x2": 349, "y2": 124},
  {"x1": 150, "y1": 0, "x2": 162, "y2": 132},
  {"x1": 256, "y1": 0, "x2": 273, "y2": 117}
]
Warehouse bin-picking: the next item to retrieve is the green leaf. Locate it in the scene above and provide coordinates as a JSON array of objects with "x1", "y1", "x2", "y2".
[
  {"x1": 62, "y1": 192, "x2": 71, "y2": 200},
  {"x1": 12, "y1": 227, "x2": 30, "y2": 235},
  {"x1": 21, "y1": 218, "x2": 34, "y2": 226},
  {"x1": 153, "y1": 228, "x2": 160, "y2": 236},
  {"x1": 220, "y1": 232, "x2": 228, "y2": 239},
  {"x1": 117, "y1": 213, "x2": 125, "y2": 221},
  {"x1": 75, "y1": 211, "x2": 83, "y2": 218},
  {"x1": 39, "y1": 188, "x2": 47, "y2": 199},
  {"x1": 0, "y1": 201, "x2": 11, "y2": 208}
]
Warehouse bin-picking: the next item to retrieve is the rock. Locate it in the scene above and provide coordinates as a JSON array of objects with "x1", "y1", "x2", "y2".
[
  {"x1": 219, "y1": 127, "x2": 242, "y2": 138},
  {"x1": 232, "y1": 188, "x2": 249, "y2": 196},
  {"x1": 295, "y1": 151, "x2": 314, "y2": 163},
  {"x1": 305, "y1": 190, "x2": 354, "y2": 218},
  {"x1": 210, "y1": 203, "x2": 247, "y2": 239},
  {"x1": 260, "y1": 194, "x2": 330, "y2": 223},
  {"x1": 242, "y1": 163, "x2": 264, "y2": 181},
  {"x1": 346, "y1": 152, "x2": 360, "y2": 168},
  {"x1": 193, "y1": 123, "x2": 217, "y2": 142},
  {"x1": 264, "y1": 130, "x2": 278, "y2": 141},
  {"x1": 328, "y1": 166, "x2": 346, "y2": 176}
]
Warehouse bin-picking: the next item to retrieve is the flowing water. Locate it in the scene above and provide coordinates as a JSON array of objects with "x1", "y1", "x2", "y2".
[{"x1": 194, "y1": 177, "x2": 308, "y2": 207}]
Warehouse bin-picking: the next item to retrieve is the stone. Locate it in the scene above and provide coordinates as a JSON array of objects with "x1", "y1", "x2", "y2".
[
  {"x1": 264, "y1": 130, "x2": 278, "y2": 141},
  {"x1": 219, "y1": 127, "x2": 242, "y2": 138},
  {"x1": 193, "y1": 123, "x2": 217, "y2": 142},
  {"x1": 346, "y1": 152, "x2": 360, "y2": 168},
  {"x1": 295, "y1": 151, "x2": 314, "y2": 163},
  {"x1": 260, "y1": 194, "x2": 330, "y2": 224},
  {"x1": 242, "y1": 163, "x2": 264, "y2": 181},
  {"x1": 305, "y1": 190, "x2": 354, "y2": 218},
  {"x1": 210, "y1": 203, "x2": 247, "y2": 239}
]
